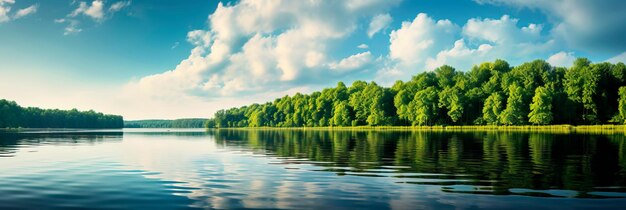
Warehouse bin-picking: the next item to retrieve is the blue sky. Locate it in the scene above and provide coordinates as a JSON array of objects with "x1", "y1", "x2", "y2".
[{"x1": 1, "y1": 0, "x2": 625, "y2": 119}]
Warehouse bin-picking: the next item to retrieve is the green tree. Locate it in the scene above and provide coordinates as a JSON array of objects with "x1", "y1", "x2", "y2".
[
  {"x1": 332, "y1": 102, "x2": 352, "y2": 126},
  {"x1": 618, "y1": 87, "x2": 626, "y2": 124},
  {"x1": 348, "y1": 81, "x2": 370, "y2": 125},
  {"x1": 412, "y1": 87, "x2": 438, "y2": 125},
  {"x1": 438, "y1": 87, "x2": 464, "y2": 123},
  {"x1": 528, "y1": 86, "x2": 553, "y2": 125},
  {"x1": 482, "y1": 92, "x2": 504, "y2": 125},
  {"x1": 204, "y1": 119, "x2": 216, "y2": 128},
  {"x1": 249, "y1": 111, "x2": 265, "y2": 127},
  {"x1": 500, "y1": 84, "x2": 525, "y2": 125},
  {"x1": 564, "y1": 58, "x2": 600, "y2": 124},
  {"x1": 0, "y1": 99, "x2": 123, "y2": 129}
]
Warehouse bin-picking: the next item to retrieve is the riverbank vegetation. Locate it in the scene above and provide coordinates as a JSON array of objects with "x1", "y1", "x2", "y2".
[
  {"x1": 205, "y1": 58, "x2": 626, "y2": 128},
  {"x1": 0, "y1": 99, "x2": 123, "y2": 128},
  {"x1": 124, "y1": 119, "x2": 207, "y2": 128},
  {"x1": 212, "y1": 125, "x2": 626, "y2": 135}
]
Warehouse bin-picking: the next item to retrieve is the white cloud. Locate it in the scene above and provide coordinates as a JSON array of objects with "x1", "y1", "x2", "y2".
[
  {"x1": 357, "y1": 44, "x2": 369, "y2": 49},
  {"x1": 330, "y1": 52, "x2": 374, "y2": 72},
  {"x1": 129, "y1": 0, "x2": 400, "y2": 100},
  {"x1": 55, "y1": 18, "x2": 82, "y2": 35},
  {"x1": 547, "y1": 51, "x2": 576, "y2": 67},
  {"x1": 0, "y1": 1, "x2": 10, "y2": 23},
  {"x1": 367, "y1": 13, "x2": 392, "y2": 37},
  {"x1": 71, "y1": 0, "x2": 105, "y2": 21},
  {"x1": 425, "y1": 39, "x2": 493, "y2": 70},
  {"x1": 463, "y1": 15, "x2": 542, "y2": 44},
  {"x1": 389, "y1": 13, "x2": 460, "y2": 69},
  {"x1": 58, "y1": 0, "x2": 130, "y2": 35},
  {"x1": 387, "y1": 13, "x2": 559, "y2": 79},
  {"x1": 1, "y1": 0, "x2": 37, "y2": 23},
  {"x1": 429, "y1": 15, "x2": 554, "y2": 70},
  {"x1": 13, "y1": 4, "x2": 37, "y2": 19},
  {"x1": 109, "y1": 1, "x2": 130, "y2": 13},
  {"x1": 475, "y1": 0, "x2": 626, "y2": 53},
  {"x1": 187, "y1": 30, "x2": 212, "y2": 47}
]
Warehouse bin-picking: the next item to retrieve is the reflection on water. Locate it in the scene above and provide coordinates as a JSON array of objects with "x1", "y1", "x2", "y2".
[
  {"x1": 1, "y1": 129, "x2": 626, "y2": 209},
  {"x1": 210, "y1": 130, "x2": 626, "y2": 198}
]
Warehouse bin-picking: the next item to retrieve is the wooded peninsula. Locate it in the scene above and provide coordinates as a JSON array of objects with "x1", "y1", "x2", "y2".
[
  {"x1": 205, "y1": 58, "x2": 626, "y2": 128},
  {"x1": 0, "y1": 99, "x2": 123, "y2": 128}
]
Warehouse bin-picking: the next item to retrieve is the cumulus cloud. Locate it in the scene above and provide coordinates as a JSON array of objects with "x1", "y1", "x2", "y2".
[
  {"x1": 71, "y1": 0, "x2": 105, "y2": 21},
  {"x1": 474, "y1": 0, "x2": 626, "y2": 53},
  {"x1": 128, "y1": 0, "x2": 595, "y2": 113},
  {"x1": 547, "y1": 51, "x2": 576, "y2": 67},
  {"x1": 367, "y1": 13, "x2": 392, "y2": 37},
  {"x1": 330, "y1": 52, "x2": 374, "y2": 72},
  {"x1": 426, "y1": 15, "x2": 555, "y2": 70},
  {"x1": 425, "y1": 39, "x2": 493, "y2": 70},
  {"x1": 388, "y1": 14, "x2": 557, "y2": 75},
  {"x1": 129, "y1": 0, "x2": 401, "y2": 99},
  {"x1": 388, "y1": 13, "x2": 460, "y2": 69},
  {"x1": 0, "y1": 0, "x2": 37, "y2": 23},
  {"x1": 463, "y1": 15, "x2": 542, "y2": 44},
  {"x1": 57, "y1": 0, "x2": 130, "y2": 35}
]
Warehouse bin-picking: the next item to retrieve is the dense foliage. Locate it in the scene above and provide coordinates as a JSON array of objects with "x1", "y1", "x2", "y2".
[
  {"x1": 206, "y1": 58, "x2": 626, "y2": 128},
  {"x1": 0, "y1": 99, "x2": 123, "y2": 128},
  {"x1": 124, "y1": 119, "x2": 207, "y2": 128}
]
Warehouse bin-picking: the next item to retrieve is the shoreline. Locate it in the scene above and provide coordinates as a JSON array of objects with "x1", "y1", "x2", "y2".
[{"x1": 210, "y1": 125, "x2": 626, "y2": 134}]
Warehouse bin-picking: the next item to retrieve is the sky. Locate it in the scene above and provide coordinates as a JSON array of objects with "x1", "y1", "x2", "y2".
[{"x1": 1, "y1": 0, "x2": 626, "y2": 120}]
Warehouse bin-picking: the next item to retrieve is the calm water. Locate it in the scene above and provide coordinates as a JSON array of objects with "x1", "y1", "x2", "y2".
[{"x1": 1, "y1": 129, "x2": 626, "y2": 209}]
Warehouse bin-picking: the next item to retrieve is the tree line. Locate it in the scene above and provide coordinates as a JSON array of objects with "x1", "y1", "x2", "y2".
[
  {"x1": 124, "y1": 119, "x2": 207, "y2": 128},
  {"x1": 206, "y1": 58, "x2": 626, "y2": 128},
  {"x1": 0, "y1": 99, "x2": 123, "y2": 128}
]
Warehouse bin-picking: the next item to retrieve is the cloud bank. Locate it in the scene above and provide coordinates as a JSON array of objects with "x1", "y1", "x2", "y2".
[
  {"x1": 123, "y1": 0, "x2": 625, "y2": 118},
  {"x1": 128, "y1": 0, "x2": 401, "y2": 99},
  {"x1": 474, "y1": 0, "x2": 626, "y2": 53}
]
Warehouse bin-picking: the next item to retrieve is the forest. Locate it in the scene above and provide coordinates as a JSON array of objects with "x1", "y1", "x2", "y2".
[
  {"x1": 205, "y1": 58, "x2": 626, "y2": 128},
  {"x1": 124, "y1": 119, "x2": 207, "y2": 128},
  {"x1": 0, "y1": 99, "x2": 123, "y2": 128}
]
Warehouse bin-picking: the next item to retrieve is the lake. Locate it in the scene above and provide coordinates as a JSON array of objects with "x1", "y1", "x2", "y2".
[{"x1": 1, "y1": 129, "x2": 626, "y2": 209}]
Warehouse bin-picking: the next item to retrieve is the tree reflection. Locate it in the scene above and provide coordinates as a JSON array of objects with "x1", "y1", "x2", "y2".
[{"x1": 208, "y1": 129, "x2": 626, "y2": 197}]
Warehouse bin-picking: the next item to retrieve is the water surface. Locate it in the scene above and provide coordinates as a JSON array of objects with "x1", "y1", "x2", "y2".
[{"x1": 1, "y1": 129, "x2": 625, "y2": 209}]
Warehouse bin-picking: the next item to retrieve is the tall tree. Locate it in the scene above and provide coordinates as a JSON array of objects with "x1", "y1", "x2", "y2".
[
  {"x1": 438, "y1": 87, "x2": 464, "y2": 123},
  {"x1": 411, "y1": 87, "x2": 438, "y2": 126},
  {"x1": 618, "y1": 86, "x2": 626, "y2": 124},
  {"x1": 565, "y1": 58, "x2": 600, "y2": 124},
  {"x1": 500, "y1": 84, "x2": 525, "y2": 125},
  {"x1": 482, "y1": 92, "x2": 504, "y2": 125},
  {"x1": 332, "y1": 102, "x2": 352, "y2": 126},
  {"x1": 528, "y1": 86, "x2": 553, "y2": 125}
]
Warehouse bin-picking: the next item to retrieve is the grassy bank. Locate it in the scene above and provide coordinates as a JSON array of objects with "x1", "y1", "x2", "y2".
[{"x1": 212, "y1": 125, "x2": 626, "y2": 134}]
